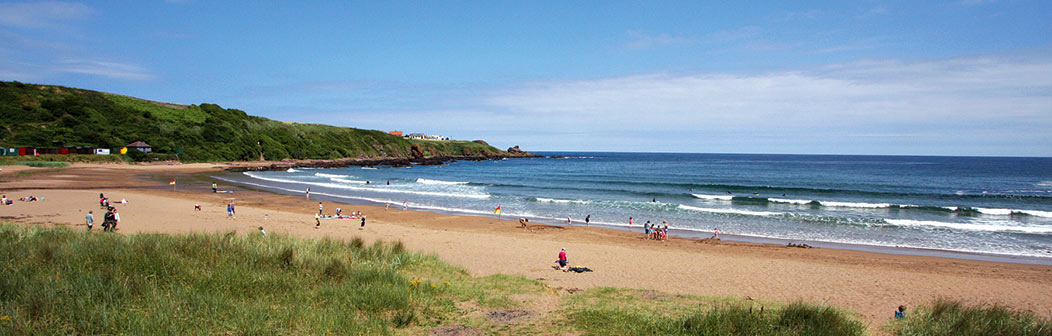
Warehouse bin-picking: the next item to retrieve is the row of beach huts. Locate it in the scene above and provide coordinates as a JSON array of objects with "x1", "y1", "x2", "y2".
[{"x1": 0, "y1": 141, "x2": 151, "y2": 156}]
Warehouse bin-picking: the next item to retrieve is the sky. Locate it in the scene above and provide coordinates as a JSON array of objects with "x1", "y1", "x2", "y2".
[{"x1": 1, "y1": 1, "x2": 1051, "y2": 156}]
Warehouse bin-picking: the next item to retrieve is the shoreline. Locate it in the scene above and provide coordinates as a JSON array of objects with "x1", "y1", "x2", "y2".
[
  {"x1": 2, "y1": 162, "x2": 1051, "y2": 328},
  {"x1": 215, "y1": 171, "x2": 1052, "y2": 266}
]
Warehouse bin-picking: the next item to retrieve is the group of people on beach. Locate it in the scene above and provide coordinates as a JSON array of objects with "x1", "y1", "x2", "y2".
[
  {"x1": 90, "y1": 193, "x2": 120, "y2": 232},
  {"x1": 643, "y1": 220, "x2": 670, "y2": 240},
  {"x1": 314, "y1": 201, "x2": 367, "y2": 230},
  {"x1": 1, "y1": 194, "x2": 34, "y2": 204}
]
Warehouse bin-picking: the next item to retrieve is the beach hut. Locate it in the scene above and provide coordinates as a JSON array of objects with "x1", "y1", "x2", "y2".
[
  {"x1": 126, "y1": 141, "x2": 152, "y2": 153},
  {"x1": 18, "y1": 147, "x2": 35, "y2": 156},
  {"x1": 95, "y1": 148, "x2": 111, "y2": 155},
  {"x1": 1, "y1": 147, "x2": 14, "y2": 156}
]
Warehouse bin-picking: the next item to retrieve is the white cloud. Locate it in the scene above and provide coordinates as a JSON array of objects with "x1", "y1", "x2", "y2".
[
  {"x1": 55, "y1": 59, "x2": 153, "y2": 80},
  {"x1": 0, "y1": 1, "x2": 93, "y2": 28},
  {"x1": 472, "y1": 55, "x2": 1052, "y2": 154}
]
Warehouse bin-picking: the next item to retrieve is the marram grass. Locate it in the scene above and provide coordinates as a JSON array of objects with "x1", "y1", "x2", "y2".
[
  {"x1": 0, "y1": 225, "x2": 450, "y2": 334},
  {"x1": 891, "y1": 298, "x2": 1052, "y2": 336}
]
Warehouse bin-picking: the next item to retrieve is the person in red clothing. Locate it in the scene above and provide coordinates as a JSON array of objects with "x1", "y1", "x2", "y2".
[{"x1": 557, "y1": 248, "x2": 568, "y2": 272}]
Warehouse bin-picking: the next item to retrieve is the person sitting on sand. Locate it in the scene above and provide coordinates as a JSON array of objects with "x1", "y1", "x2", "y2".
[
  {"x1": 335, "y1": 207, "x2": 342, "y2": 217},
  {"x1": 895, "y1": 305, "x2": 906, "y2": 319},
  {"x1": 194, "y1": 204, "x2": 201, "y2": 211}
]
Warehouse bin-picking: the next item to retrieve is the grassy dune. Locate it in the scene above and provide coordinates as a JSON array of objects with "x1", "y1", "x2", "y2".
[{"x1": 1, "y1": 225, "x2": 1046, "y2": 335}]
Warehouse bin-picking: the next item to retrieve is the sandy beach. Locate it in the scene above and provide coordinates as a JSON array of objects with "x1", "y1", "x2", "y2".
[{"x1": 2, "y1": 162, "x2": 1051, "y2": 329}]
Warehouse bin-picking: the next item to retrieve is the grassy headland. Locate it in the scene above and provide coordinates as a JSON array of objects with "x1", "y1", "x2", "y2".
[{"x1": 0, "y1": 81, "x2": 512, "y2": 162}]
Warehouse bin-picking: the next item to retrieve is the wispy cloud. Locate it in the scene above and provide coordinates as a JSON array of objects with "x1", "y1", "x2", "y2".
[
  {"x1": 0, "y1": 1, "x2": 93, "y2": 28},
  {"x1": 624, "y1": 30, "x2": 697, "y2": 49},
  {"x1": 55, "y1": 59, "x2": 153, "y2": 80},
  {"x1": 473, "y1": 55, "x2": 1052, "y2": 154}
]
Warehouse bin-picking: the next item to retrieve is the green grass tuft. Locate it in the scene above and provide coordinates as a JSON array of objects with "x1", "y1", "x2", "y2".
[
  {"x1": 0, "y1": 224, "x2": 445, "y2": 334},
  {"x1": 893, "y1": 298, "x2": 1052, "y2": 336}
]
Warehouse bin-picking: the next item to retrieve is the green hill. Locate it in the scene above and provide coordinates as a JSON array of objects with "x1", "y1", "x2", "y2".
[{"x1": 0, "y1": 81, "x2": 507, "y2": 162}]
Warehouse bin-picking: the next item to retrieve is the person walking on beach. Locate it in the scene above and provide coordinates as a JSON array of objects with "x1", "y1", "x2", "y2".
[
  {"x1": 360, "y1": 216, "x2": 366, "y2": 229},
  {"x1": 102, "y1": 208, "x2": 115, "y2": 232},
  {"x1": 212, "y1": 182, "x2": 218, "y2": 193},
  {"x1": 305, "y1": 187, "x2": 310, "y2": 200},
  {"x1": 644, "y1": 221, "x2": 651, "y2": 238},
  {"x1": 628, "y1": 217, "x2": 633, "y2": 231},
  {"x1": 567, "y1": 216, "x2": 572, "y2": 225},
  {"x1": 318, "y1": 202, "x2": 323, "y2": 215},
  {"x1": 227, "y1": 202, "x2": 235, "y2": 219},
  {"x1": 712, "y1": 227, "x2": 720, "y2": 239},
  {"x1": 402, "y1": 201, "x2": 408, "y2": 211},
  {"x1": 557, "y1": 248, "x2": 568, "y2": 272},
  {"x1": 585, "y1": 215, "x2": 590, "y2": 227},
  {"x1": 112, "y1": 208, "x2": 121, "y2": 231},
  {"x1": 85, "y1": 211, "x2": 94, "y2": 232},
  {"x1": 662, "y1": 221, "x2": 669, "y2": 241}
]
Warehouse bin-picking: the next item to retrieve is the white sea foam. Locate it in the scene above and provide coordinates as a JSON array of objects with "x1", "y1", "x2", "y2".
[
  {"x1": 417, "y1": 178, "x2": 469, "y2": 185},
  {"x1": 534, "y1": 197, "x2": 583, "y2": 204},
  {"x1": 691, "y1": 193, "x2": 733, "y2": 201},
  {"x1": 1019, "y1": 210, "x2": 1052, "y2": 218},
  {"x1": 315, "y1": 173, "x2": 351, "y2": 178},
  {"x1": 820, "y1": 201, "x2": 892, "y2": 208},
  {"x1": 361, "y1": 167, "x2": 377, "y2": 170},
  {"x1": 769, "y1": 198, "x2": 813, "y2": 205},
  {"x1": 286, "y1": 168, "x2": 299, "y2": 172},
  {"x1": 677, "y1": 204, "x2": 783, "y2": 217},
  {"x1": 885, "y1": 219, "x2": 1052, "y2": 234},
  {"x1": 975, "y1": 208, "x2": 1052, "y2": 218},
  {"x1": 242, "y1": 172, "x2": 490, "y2": 199},
  {"x1": 1038, "y1": 181, "x2": 1052, "y2": 188}
]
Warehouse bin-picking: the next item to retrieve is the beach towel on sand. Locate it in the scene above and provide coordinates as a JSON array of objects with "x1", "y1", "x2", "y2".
[{"x1": 568, "y1": 266, "x2": 592, "y2": 273}]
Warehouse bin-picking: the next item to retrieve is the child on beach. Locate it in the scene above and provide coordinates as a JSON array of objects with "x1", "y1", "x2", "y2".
[
  {"x1": 360, "y1": 216, "x2": 366, "y2": 229},
  {"x1": 258, "y1": 226, "x2": 266, "y2": 237},
  {"x1": 227, "y1": 203, "x2": 235, "y2": 219},
  {"x1": 712, "y1": 227, "x2": 720, "y2": 239},
  {"x1": 194, "y1": 204, "x2": 201, "y2": 211},
  {"x1": 318, "y1": 202, "x2": 323, "y2": 215},
  {"x1": 315, "y1": 213, "x2": 321, "y2": 228},
  {"x1": 85, "y1": 211, "x2": 94, "y2": 232},
  {"x1": 895, "y1": 305, "x2": 906, "y2": 319}
]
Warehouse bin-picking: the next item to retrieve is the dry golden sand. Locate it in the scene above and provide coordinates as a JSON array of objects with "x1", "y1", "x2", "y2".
[{"x1": 2, "y1": 162, "x2": 1051, "y2": 329}]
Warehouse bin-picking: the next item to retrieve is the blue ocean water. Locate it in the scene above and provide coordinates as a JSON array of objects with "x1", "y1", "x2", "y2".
[{"x1": 221, "y1": 153, "x2": 1052, "y2": 259}]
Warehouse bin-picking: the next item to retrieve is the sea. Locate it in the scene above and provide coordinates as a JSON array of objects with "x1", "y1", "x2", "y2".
[{"x1": 217, "y1": 153, "x2": 1052, "y2": 263}]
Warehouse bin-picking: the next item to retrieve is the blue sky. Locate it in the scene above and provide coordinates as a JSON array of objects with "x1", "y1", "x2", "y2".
[{"x1": 2, "y1": 1, "x2": 1050, "y2": 156}]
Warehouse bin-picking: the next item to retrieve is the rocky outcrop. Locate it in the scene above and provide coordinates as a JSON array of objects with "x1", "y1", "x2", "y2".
[{"x1": 507, "y1": 145, "x2": 522, "y2": 153}]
